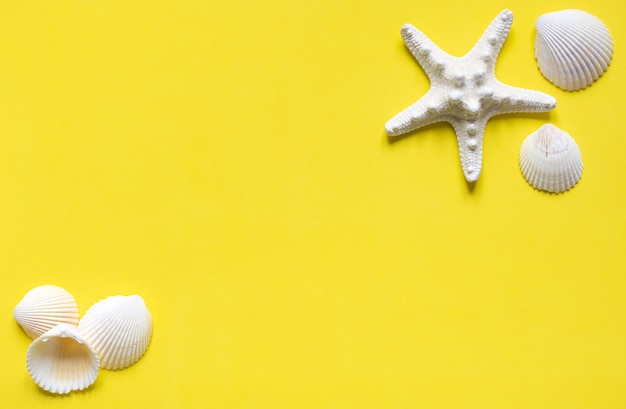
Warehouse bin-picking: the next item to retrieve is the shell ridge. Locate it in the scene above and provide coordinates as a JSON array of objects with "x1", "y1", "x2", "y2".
[
  {"x1": 567, "y1": 27, "x2": 609, "y2": 80},
  {"x1": 26, "y1": 324, "x2": 99, "y2": 394},
  {"x1": 536, "y1": 28, "x2": 578, "y2": 89},
  {"x1": 14, "y1": 285, "x2": 80, "y2": 339},
  {"x1": 78, "y1": 295, "x2": 153, "y2": 370},
  {"x1": 519, "y1": 124, "x2": 582, "y2": 193},
  {"x1": 547, "y1": 30, "x2": 589, "y2": 89},
  {"x1": 534, "y1": 9, "x2": 613, "y2": 90}
]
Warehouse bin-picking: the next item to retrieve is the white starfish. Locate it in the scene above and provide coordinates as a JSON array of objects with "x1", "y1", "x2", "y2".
[{"x1": 385, "y1": 9, "x2": 557, "y2": 182}]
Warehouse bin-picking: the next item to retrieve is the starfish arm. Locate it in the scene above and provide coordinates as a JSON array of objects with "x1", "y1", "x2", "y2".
[
  {"x1": 466, "y1": 9, "x2": 513, "y2": 74},
  {"x1": 385, "y1": 90, "x2": 447, "y2": 137},
  {"x1": 492, "y1": 83, "x2": 557, "y2": 115},
  {"x1": 450, "y1": 119, "x2": 488, "y2": 182},
  {"x1": 384, "y1": 9, "x2": 555, "y2": 184},
  {"x1": 400, "y1": 24, "x2": 452, "y2": 81}
]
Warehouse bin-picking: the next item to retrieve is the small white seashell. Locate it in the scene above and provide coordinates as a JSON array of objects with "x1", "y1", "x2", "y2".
[
  {"x1": 78, "y1": 295, "x2": 153, "y2": 370},
  {"x1": 26, "y1": 323, "x2": 100, "y2": 394},
  {"x1": 535, "y1": 9, "x2": 613, "y2": 91},
  {"x1": 14, "y1": 285, "x2": 80, "y2": 339},
  {"x1": 519, "y1": 124, "x2": 583, "y2": 193}
]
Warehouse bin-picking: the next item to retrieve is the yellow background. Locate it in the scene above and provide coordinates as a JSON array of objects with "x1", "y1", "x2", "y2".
[{"x1": 1, "y1": 0, "x2": 625, "y2": 407}]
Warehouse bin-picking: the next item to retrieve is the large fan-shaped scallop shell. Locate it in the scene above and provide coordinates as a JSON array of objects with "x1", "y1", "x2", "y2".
[
  {"x1": 535, "y1": 9, "x2": 613, "y2": 91},
  {"x1": 26, "y1": 323, "x2": 100, "y2": 394},
  {"x1": 14, "y1": 285, "x2": 80, "y2": 339},
  {"x1": 78, "y1": 295, "x2": 153, "y2": 370},
  {"x1": 519, "y1": 124, "x2": 583, "y2": 193}
]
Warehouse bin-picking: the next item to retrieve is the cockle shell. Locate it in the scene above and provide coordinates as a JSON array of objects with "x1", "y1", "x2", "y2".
[
  {"x1": 535, "y1": 9, "x2": 613, "y2": 91},
  {"x1": 14, "y1": 285, "x2": 80, "y2": 339},
  {"x1": 519, "y1": 124, "x2": 583, "y2": 193},
  {"x1": 26, "y1": 323, "x2": 100, "y2": 394},
  {"x1": 78, "y1": 295, "x2": 153, "y2": 370}
]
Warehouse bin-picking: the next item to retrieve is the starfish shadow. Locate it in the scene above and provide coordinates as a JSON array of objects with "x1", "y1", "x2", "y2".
[
  {"x1": 384, "y1": 110, "x2": 556, "y2": 192},
  {"x1": 386, "y1": 111, "x2": 555, "y2": 145},
  {"x1": 494, "y1": 111, "x2": 555, "y2": 123},
  {"x1": 385, "y1": 121, "x2": 448, "y2": 144},
  {"x1": 385, "y1": 122, "x2": 480, "y2": 191}
]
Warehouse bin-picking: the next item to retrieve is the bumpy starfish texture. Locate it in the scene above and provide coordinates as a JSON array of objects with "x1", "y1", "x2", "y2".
[{"x1": 385, "y1": 9, "x2": 556, "y2": 182}]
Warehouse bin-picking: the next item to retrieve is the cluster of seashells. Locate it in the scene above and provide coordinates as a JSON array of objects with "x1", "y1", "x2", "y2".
[
  {"x1": 520, "y1": 9, "x2": 612, "y2": 193},
  {"x1": 13, "y1": 285, "x2": 153, "y2": 394}
]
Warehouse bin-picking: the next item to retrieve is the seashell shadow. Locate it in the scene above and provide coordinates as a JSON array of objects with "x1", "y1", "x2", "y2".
[
  {"x1": 36, "y1": 383, "x2": 98, "y2": 397},
  {"x1": 15, "y1": 320, "x2": 34, "y2": 340}
]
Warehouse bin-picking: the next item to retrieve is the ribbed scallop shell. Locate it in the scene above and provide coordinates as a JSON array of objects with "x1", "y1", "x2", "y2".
[
  {"x1": 14, "y1": 285, "x2": 80, "y2": 339},
  {"x1": 26, "y1": 323, "x2": 99, "y2": 394},
  {"x1": 535, "y1": 9, "x2": 613, "y2": 91},
  {"x1": 519, "y1": 124, "x2": 583, "y2": 193},
  {"x1": 78, "y1": 295, "x2": 153, "y2": 370}
]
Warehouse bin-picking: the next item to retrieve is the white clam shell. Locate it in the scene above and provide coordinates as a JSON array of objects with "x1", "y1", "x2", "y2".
[
  {"x1": 14, "y1": 285, "x2": 80, "y2": 339},
  {"x1": 535, "y1": 9, "x2": 613, "y2": 91},
  {"x1": 519, "y1": 124, "x2": 583, "y2": 193},
  {"x1": 26, "y1": 323, "x2": 100, "y2": 394},
  {"x1": 78, "y1": 295, "x2": 153, "y2": 370}
]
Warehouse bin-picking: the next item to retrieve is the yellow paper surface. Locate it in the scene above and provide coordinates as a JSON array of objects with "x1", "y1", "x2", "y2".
[{"x1": 1, "y1": 1, "x2": 625, "y2": 408}]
